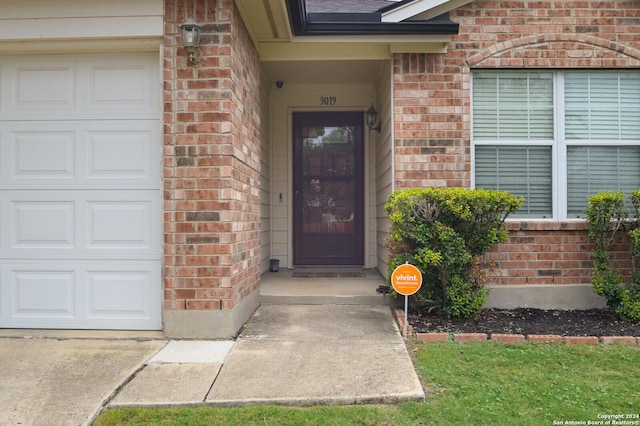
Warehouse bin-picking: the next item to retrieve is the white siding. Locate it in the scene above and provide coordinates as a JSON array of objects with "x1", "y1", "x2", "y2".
[
  {"x1": 0, "y1": 0, "x2": 163, "y2": 42},
  {"x1": 375, "y1": 61, "x2": 394, "y2": 275}
]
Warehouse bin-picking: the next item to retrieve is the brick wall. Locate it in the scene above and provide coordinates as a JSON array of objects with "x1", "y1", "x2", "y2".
[
  {"x1": 487, "y1": 221, "x2": 633, "y2": 286},
  {"x1": 163, "y1": 0, "x2": 262, "y2": 315},
  {"x1": 393, "y1": 53, "x2": 469, "y2": 189},
  {"x1": 392, "y1": 0, "x2": 640, "y2": 287}
]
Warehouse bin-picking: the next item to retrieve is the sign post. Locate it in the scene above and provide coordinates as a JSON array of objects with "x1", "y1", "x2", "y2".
[{"x1": 390, "y1": 263, "x2": 423, "y2": 338}]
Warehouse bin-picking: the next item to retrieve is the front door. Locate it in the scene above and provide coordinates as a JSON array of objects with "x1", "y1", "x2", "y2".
[{"x1": 293, "y1": 112, "x2": 364, "y2": 266}]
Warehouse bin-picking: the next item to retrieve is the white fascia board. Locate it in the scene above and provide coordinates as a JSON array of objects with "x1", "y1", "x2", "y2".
[
  {"x1": 290, "y1": 34, "x2": 452, "y2": 44},
  {"x1": 382, "y1": 0, "x2": 473, "y2": 22},
  {"x1": 259, "y1": 35, "x2": 451, "y2": 61}
]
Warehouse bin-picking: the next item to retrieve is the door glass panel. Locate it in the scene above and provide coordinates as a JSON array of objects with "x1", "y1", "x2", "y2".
[{"x1": 301, "y1": 125, "x2": 355, "y2": 234}]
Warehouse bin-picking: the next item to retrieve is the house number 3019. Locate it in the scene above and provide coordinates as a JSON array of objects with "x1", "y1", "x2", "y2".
[{"x1": 320, "y1": 96, "x2": 337, "y2": 106}]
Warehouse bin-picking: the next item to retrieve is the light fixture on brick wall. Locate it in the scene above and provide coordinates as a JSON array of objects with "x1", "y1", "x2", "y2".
[
  {"x1": 181, "y1": 16, "x2": 202, "y2": 66},
  {"x1": 365, "y1": 104, "x2": 381, "y2": 133}
]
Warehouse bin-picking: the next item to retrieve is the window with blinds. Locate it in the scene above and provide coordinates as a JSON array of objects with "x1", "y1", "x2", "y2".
[
  {"x1": 564, "y1": 72, "x2": 640, "y2": 217},
  {"x1": 565, "y1": 73, "x2": 640, "y2": 141},
  {"x1": 473, "y1": 70, "x2": 640, "y2": 219},
  {"x1": 473, "y1": 72, "x2": 554, "y2": 140},
  {"x1": 475, "y1": 146, "x2": 552, "y2": 217},
  {"x1": 473, "y1": 72, "x2": 554, "y2": 216},
  {"x1": 567, "y1": 146, "x2": 640, "y2": 216}
]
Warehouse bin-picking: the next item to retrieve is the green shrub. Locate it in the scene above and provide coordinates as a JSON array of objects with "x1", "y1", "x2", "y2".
[
  {"x1": 585, "y1": 191, "x2": 640, "y2": 322},
  {"x1": 385, "y1": 188, "x2": 522, "y2": 318}
]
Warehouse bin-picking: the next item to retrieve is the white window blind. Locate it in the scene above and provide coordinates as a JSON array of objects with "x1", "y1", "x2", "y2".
[
  {"x1": 567, "y1": 146, "x2": 640, "y2": 216},
  {"x1": 565, "y1": 73, "x2": 640, "y2": 140},
  {"x1": 475, "y1": 145, "x2": 552, "y2": 216},
  {"x1": 473, "y1": 72, "x2": 554, "y2": 140},
  {"x1": 473, "y1": 70, "x2": 640, "y2": 219}
]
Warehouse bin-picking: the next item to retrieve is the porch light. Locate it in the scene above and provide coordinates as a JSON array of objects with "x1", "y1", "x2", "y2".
[
  {"x1": 180, "y1": 16, "x2": 202, "y2": 66},
  {"x1": 365, "y1": 104, "x2": 381, "y2": 133}
]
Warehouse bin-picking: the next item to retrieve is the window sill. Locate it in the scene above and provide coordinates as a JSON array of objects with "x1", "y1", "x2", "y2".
[{"x1": 504, "y1": 219, "x2": 588, "y2": 231}]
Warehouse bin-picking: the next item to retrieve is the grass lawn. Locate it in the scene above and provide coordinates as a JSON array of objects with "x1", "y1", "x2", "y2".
[{"x1": 95, "y1": 341, "x2": 640, "y2": 426}]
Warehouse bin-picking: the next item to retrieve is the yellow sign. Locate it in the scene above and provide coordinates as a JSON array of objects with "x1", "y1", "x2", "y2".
[{"x1": 391, "y1": 263, "x2": 422, "y2": 296}]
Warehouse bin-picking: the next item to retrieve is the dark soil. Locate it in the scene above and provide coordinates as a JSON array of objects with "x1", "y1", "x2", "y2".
[{"x1": 410, "y1": 308, "x2": 640, "y2": 337}]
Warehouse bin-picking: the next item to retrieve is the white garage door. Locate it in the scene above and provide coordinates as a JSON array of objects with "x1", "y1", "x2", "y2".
[{"x1": 0, "y1": 53, "x2": 162, "y2": 330}]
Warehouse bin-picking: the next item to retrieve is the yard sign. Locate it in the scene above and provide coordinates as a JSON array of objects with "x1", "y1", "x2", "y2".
[{"x1": 391, "y1": 263, "x2": 422, "y2": 337}]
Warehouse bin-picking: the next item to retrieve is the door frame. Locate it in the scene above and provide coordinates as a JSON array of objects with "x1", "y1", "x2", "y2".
[{"x1": 292, "y1": 111, "x2": 365, "y2": 266}]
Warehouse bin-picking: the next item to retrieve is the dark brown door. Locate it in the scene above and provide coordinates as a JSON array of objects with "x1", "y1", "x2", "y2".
[{"x1": 293, "y1": 111, "x2": 364, "y2": 266}]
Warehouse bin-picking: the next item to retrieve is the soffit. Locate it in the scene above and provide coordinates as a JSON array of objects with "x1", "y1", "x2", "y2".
[
  {"x1": 262, "y1": 59, "x2": 385, "y2": 86},
  {"x1": 235, "y1": 0, "x2": 293, "y2": 45},
  {"x1": 234, "y1": 0, "x2": 460, "y2": 61}
]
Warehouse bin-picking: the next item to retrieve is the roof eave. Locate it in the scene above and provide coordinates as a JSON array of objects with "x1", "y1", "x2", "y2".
[
  {"x1": 287, "y1": 0, "x2": 459, "y2": 36},
  {"x1": 297, "y1": 21, "x2": 459, "y2": 36}
]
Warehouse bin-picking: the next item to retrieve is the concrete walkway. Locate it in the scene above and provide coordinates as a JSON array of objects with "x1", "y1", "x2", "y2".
[
  {"x1": 112, "y1": 304, "x2": 424, "y2": 407},
  {"x1": 0, "y1": 304, "x2": 423, "y2": 425}
]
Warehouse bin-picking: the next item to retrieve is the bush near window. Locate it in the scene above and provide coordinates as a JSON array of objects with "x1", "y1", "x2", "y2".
[
  {"x1": 385, "y1": 188, "x2": 523, "y2": 318},
  {"x1": 586, "y1": 191, "x2": 640, "y2": 322}
]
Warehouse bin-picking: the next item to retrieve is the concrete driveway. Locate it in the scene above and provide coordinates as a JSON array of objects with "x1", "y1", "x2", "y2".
[{"x1": 0, "y1": 335, "x2": 164, "y2": 426}]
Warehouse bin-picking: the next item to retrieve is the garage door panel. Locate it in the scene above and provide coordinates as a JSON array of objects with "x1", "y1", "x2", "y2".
[
  {"x1": 87, "y1": 128, "x2": 155, "y2": 181},
  {"x1": 12, "y1": 201, "x2": 75, "y2": 249},
  {"x1": 84, "y1": 264, "x2": 161, "y2": 328},
  {"x1": 87, "y1": 270, "x2": 154, "y2": 319},
  {"x1": 1, "y1": 121, "x2": 159, "y2": 188},
  {"x1": 2, "y1": 53, "x2": 159, "y2": 120},
  {"x1": 88, "y1": 60, "x2": 155, "y2": 110},
  {"x1": 87, "y1": 201, "x2": 153, "y2": 250},
  {"x1": 12, "y1": 62, "x2": 76, "y2": 111},
  {"x1": 12, "y1": 130, "x2": 75, "y2": 179},
  {"x1": 84, "y1": 192, "x2": 161, "y2": 254},
  {"x1": 2, "y1": 191, "x2": 161, "y2": 257},
  {"x1": 11, "y1": 269, "x2": 76, "y2": 318},
  {"x1": 0, "y1": 261, "x2": 161, "y2": 329}
]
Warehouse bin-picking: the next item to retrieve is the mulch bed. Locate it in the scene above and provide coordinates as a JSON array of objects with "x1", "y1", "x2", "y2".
[{"x1": 410, "y1": 308, "x2": 640, "y2": 337}]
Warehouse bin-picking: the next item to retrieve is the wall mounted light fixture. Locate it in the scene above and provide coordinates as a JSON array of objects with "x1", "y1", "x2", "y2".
[
  {"x1": 365, "y1": 104, "x2": 382, "y2": 133},
  {"x1": 180, "y1": 16, "x2": 202, "y2": 66}
]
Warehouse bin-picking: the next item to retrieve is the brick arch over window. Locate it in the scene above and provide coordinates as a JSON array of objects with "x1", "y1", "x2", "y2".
[{"x1": 467, "y1": 34, "x2": 640, "y2": 68}]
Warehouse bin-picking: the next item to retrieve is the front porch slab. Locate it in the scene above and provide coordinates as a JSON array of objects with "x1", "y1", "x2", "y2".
[{"x1": 259, "y1": 268, "x2": 393, "y2": 305}]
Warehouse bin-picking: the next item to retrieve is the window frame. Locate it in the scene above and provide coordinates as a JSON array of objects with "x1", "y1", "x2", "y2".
[{"x1": 471, "y1": 70, "x2": 640, "y2": 221}]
